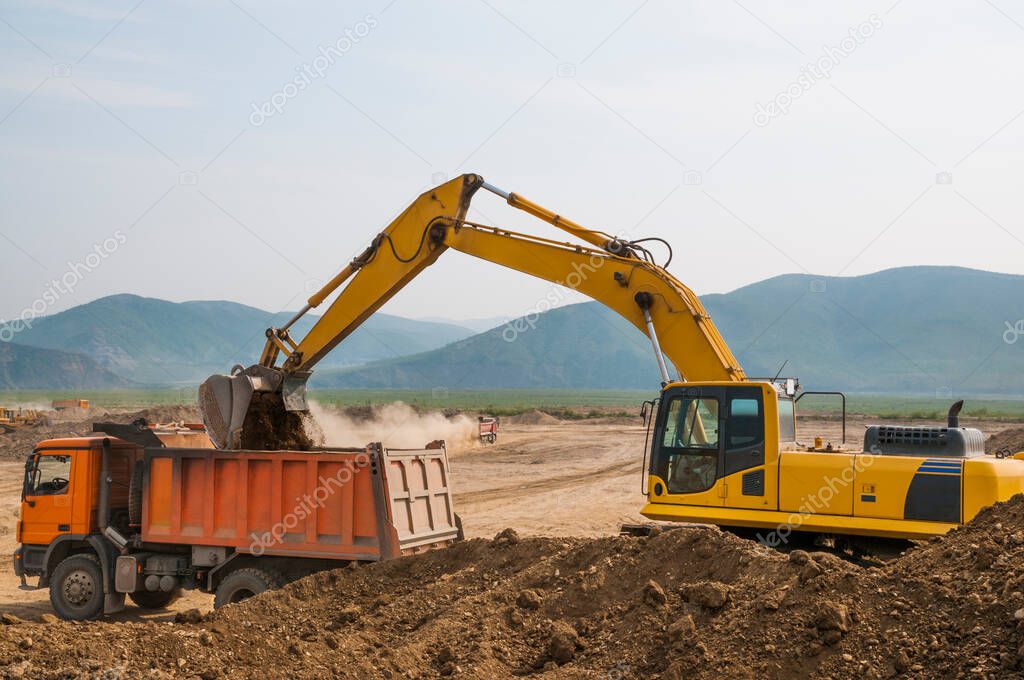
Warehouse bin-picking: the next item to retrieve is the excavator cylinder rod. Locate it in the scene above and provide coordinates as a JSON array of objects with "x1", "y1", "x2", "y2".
[{"x1": 481, "y1": 182, "x2": 620, "y2": 254}]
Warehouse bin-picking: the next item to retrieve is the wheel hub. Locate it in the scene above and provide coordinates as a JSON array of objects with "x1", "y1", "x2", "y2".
[{"x1": 63, "y1": 569, "x2": 95, "y2": 606}]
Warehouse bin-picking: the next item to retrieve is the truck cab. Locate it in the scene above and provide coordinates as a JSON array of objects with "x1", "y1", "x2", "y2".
[{"x1": 16, "y1": 436, "x2": 142, "y2": 618}]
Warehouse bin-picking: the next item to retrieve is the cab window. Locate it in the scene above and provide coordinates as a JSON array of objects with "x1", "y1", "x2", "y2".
[
  {"x1": 727, "y1": 398, "x2": 763, "y2": 450},
  {"x1": 658, "y1": 396, "x2": 719, "y2": 494},
  {"x1": 27, "y1": 454, "x2": 71, "y2": 496},
  {"x1": 778, "y1": 397, "x2": 796, "y2": 443}
]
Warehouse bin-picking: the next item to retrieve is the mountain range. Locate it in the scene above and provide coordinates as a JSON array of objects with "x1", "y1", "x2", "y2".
[
  {"x1": 317, "y1": 266, "x2": 1024, "y2": 394},
  {"x1": 2, "y1": 266, "x2": 1023, "y2": 394},
  {"x1": 1, "y1": 295, "x2": 473, "y2": 385}
]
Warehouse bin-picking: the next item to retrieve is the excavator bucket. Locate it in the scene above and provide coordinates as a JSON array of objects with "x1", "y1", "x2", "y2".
[{"x1": 198, "y1": 364, "x2": 311, "y2": 449}]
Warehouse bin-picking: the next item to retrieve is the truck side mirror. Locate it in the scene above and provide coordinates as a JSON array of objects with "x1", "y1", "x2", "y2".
[{"x1": 22, "y1": 455, "x2": 36, "y2": 502}]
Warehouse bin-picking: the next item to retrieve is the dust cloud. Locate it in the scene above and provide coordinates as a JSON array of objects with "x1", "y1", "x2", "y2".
[{"x1": 307, "y1": 401, "x2": 478, "y2": 452}]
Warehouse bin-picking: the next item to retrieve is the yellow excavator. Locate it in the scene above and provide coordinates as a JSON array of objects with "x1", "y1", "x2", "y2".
[
  {"x1": 0, "y1": 407, "x2": 47, "y2": 434},
  {"x1": 199, "y1": 174, "x2": 1024, "y2": 544}
]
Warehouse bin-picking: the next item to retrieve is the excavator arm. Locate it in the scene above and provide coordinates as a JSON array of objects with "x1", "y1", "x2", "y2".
[{"x1": 199, "y1": 174, "x2": 745, "y2": 448}]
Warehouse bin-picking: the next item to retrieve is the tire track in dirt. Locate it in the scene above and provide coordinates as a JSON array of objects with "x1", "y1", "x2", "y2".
[{"x1": 453, "y1": 459, "x2": 638, "y2": 505}]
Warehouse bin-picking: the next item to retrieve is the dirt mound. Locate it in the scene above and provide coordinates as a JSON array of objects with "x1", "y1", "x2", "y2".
[
  {"x1": 132, "y1": 404, "x2": 200, "y2": 424},
  {"x1": 7, "y1": 497, "x2": 1024, "y2": 677},
  {"x1": 507, "y1": 409, "x2": 562, "y2": 426},
  {"x1": 0, "y1": 405, "x2": 202, "y2": 459},
  {"x1": 987, "y1": 427, "x2": 1024, "y2": 455}
]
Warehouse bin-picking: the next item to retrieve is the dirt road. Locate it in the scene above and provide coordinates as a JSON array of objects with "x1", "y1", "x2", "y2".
[{"x1": 452, "y1": 421, "x2": 649, "y2": 538}]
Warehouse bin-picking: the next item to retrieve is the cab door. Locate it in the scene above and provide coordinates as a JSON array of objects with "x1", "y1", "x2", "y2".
[
  {"x1": 720, "y1": 386, "x2": 773, "y2": 510},
  {"x1": 649, "y1": 385, "x2": 726, "y2": 507},
  {"x1": 21, "y1": 450, "x2": 75, "y2": 545}
]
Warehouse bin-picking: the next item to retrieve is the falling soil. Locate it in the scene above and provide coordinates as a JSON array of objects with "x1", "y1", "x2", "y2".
[
  {"x1": 238, "y1": 391, "x2": 321, "y2": 451},
  {"x1": 7, "y1": 493, "x2": 1024, "y2": 678}
]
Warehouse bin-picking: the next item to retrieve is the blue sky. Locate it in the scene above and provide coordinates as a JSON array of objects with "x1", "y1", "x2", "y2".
[{"x1": 3, "y1": 0, "x2": 1024, "y2": 323}]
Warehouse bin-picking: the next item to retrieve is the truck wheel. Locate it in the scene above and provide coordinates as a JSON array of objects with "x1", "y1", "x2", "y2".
[
  {"x1": 50, "y1": 553, "x2": 104, "y2": 621},
  {"x1": 214, "y1": 568, "x2": 281, "y2": 608},
  {"x1": 129, "y1": 589, "x2": 180, "y2": 610}
]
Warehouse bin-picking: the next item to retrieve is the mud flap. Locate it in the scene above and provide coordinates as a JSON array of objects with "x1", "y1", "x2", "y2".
[{"x1": 103, "y1": 592, "x2": 125, "y2": 615}]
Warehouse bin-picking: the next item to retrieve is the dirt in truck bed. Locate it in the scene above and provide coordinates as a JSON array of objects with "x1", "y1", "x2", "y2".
[{"x1": 3, "y1": 493, "x2": 1024, "y2": 678}]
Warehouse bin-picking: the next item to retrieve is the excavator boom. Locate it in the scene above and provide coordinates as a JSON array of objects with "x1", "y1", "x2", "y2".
[{"x1": 199, "y1": 174, "x2": 744, "y2": 448}]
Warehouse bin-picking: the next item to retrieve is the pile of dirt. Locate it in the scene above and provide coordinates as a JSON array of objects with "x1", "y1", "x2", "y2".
[
  {"x1": 239, "y1": 391, "x2": 320, "y2": 451},
  {"x1": 987, "y1": 427, "x2": 1024, "y2": 455},
  {"x1": 0, "y1": 405, "x2": 202, "y2": 459},
  {"x1": 507, "y1": 409, "x2": 562, "y2": 426},
  {"x1": 8, "y1": 497, "x2": 1024, "y2": 677},
  {"x1": 132, "y1": 405, "x2": 201, "y2": 424},
  {"x1": 8, "y1": 497, "x2": 1024, "y2": 678}
]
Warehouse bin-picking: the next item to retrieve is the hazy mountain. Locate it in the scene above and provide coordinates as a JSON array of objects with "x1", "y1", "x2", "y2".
[
  {"x1": 5, "y1": 295, "x2": 474, "y2": 384},
  {"x1": 416, "y1": 315, "x2": 512, "y2": 334},
  {"x1": 0, "y1": 342, "x2": 131, "y2": 389},
  {"x1": 317, "y1": 304, "x2": 661, "y2": 389},
  {"x1": 315, "y1": 266, "x2": 1024, "y2": 395}
]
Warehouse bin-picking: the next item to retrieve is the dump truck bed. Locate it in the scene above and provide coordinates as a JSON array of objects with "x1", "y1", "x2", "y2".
[{"x1": 141, "y1": 443, "x2": 460, "y2": 561}]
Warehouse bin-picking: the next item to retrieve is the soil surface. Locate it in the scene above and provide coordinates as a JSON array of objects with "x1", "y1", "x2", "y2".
[
  {"x1": 986, "y1": 426, "x2": 1024, "y2": 455},
  {"x1": 5, "y1": 503, "x2": 1024, "y2": 678},
  {"x1": 1, "y1": 412, "x2": 1023, "y2": 678},
  {"x1": 0, "y1": 405, "x2": 200, "y2": 460}
]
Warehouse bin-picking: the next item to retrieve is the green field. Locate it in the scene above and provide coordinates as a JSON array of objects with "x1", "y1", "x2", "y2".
[
  {"x1": 790, "y1": 393, "x2": 1024, "y2": 421},
  {"x1": 2, "y1": 389, "x2": 1022, "y2": 421}
]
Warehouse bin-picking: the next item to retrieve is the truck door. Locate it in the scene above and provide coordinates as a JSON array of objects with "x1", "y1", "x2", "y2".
[{"x1": 21, "y1": 451, "x2": 75, "y2": 546}]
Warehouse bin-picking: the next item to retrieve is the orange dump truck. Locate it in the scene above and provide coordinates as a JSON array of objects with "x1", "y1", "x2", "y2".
[
  {"x1": 14, "y1": 420, "x2": 461, "y2": 620},
  {"x1": 51, "y1": 399, "x2": 89, "y2": 411}
]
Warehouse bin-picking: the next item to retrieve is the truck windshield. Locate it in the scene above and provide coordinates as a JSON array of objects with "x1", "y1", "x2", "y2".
[
  {"x1": 27, "y1": 454, "x2": 71, "y2": 496},
  {"x1": 657, "y1": 396, "x2": 719, "y2": 494}
]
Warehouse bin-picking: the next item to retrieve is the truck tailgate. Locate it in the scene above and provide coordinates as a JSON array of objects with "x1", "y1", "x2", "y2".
[
  {"x1": 381, "y1": 447, "x2": 461, "y2": 554},
  {"x1": 141, "y1": 443, "x2": 460, "y2": 561}
]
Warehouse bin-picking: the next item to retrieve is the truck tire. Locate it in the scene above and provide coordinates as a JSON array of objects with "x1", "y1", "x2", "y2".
[
  {"x1": 129, "y1": 588, "x2": 180, "y2": 610},
  {"x1": 49, "y1": 553, "x2": 105, "y2": 621},
  {"x1": 128, "y1": 463, "x2": 144, "y2": 526},
  {"x1": 214, "y1": 568, "x2": 281, "y2": 608}
]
